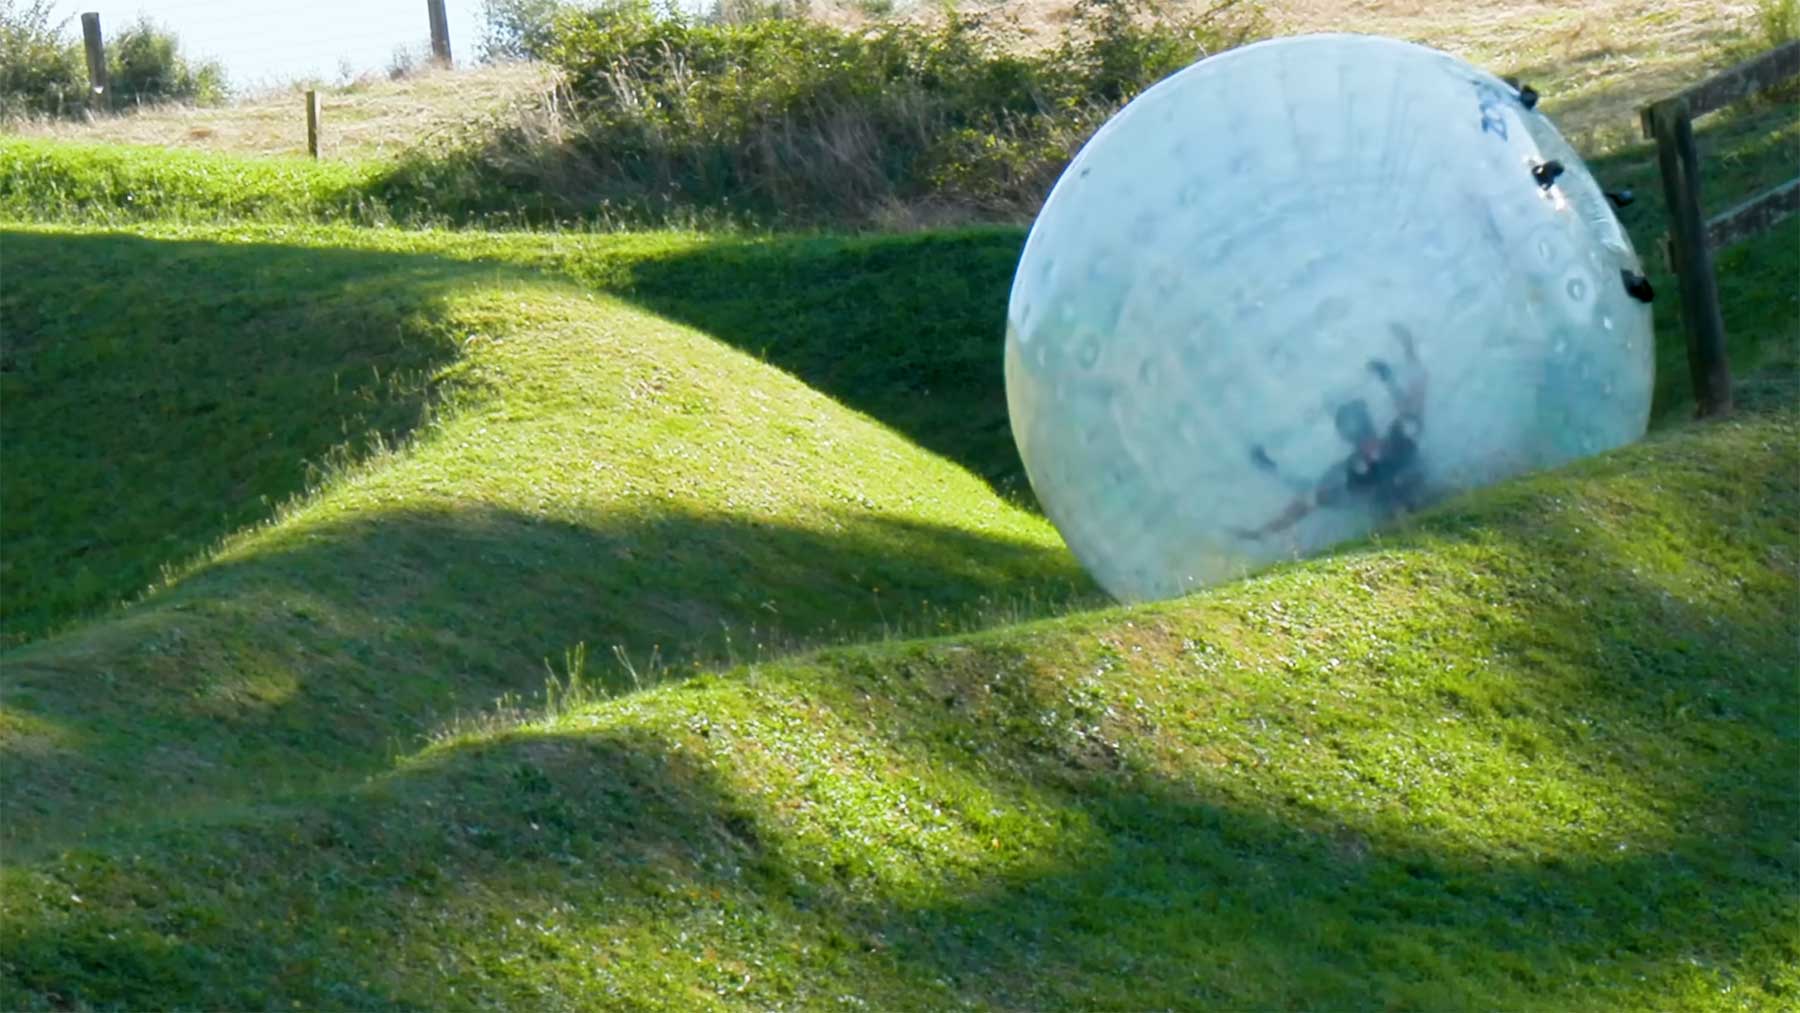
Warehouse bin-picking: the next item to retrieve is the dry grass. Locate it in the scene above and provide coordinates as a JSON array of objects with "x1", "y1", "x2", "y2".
[
  {"x1": 7, "y1": 62, "x2": 560, "y2": 161},
  {"x1": 885, "y1": 0, "x2": 1762, "y2": 148},
  {"x1": 1268, "y1": 0, "x2": 1764, "y2": 148},
  {"x1": 4, "y1": 2, "x2": 1762, "y2": 162}
]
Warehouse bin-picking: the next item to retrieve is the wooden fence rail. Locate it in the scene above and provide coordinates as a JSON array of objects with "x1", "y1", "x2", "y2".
[{"x1": 1639, "y1": 40, "x2": 1800, "y2": 418}]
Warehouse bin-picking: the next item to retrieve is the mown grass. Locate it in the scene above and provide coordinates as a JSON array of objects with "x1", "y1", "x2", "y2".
[
  {"x1": 1, "y1": 222, "x2": 1098, "y2": 855},
  {"x1": 2, "y1": 14, "x2": 1797, "y2": 1009},
  {"x1": 0, "y1": 223, "x2": 1056, "y2": 647},
  {"x1": 0, "y1": 229, "x2": 474, "y2": 642},
  {"x1": 3, "y1": 384, "x2": 1796, "y2": 1009},
  {"x1": 9, "y1": 62, "x2": 560, "y2": 160},
  {"x1": 2, "y1": 214, "x2": 1796, "y2": 1008}
]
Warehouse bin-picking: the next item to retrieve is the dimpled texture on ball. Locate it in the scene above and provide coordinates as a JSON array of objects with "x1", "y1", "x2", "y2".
[{"x1": 1005, "y1": 33, "x2": 1654, "y2": 603}]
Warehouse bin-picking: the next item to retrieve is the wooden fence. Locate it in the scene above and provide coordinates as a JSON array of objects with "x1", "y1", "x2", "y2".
[
  {"x1": 1639, "y1": 41, "x2": 1800, "y2": 418},
  {"x1": 75, "y1": 6, "x2": 454, "y2": 157}
]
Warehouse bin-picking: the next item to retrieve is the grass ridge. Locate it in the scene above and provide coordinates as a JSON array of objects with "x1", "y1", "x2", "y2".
[
  {"x1": 3, "y1": 399, "x2": 1795, "y2": 1009},
  {"x1": 2, "y1": 21, "x2": 1796, "y2": 1004}
]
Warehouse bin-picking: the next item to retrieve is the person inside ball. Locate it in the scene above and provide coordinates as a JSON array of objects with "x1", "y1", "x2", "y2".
[{"x1": 1234, "y1": 324, "x2": 1428, "y2": 540}]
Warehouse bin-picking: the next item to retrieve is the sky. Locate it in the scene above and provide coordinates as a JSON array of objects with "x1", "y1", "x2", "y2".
[{"x1": 49, "y1": 1, "x2": 491, "y2": 92}]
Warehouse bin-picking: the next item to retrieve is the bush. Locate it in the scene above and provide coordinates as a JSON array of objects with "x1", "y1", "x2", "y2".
[
  {"x1": 480, "y1": 0, "x2": 567, "y2": 61},
  {"x1": 0, "y1": 0, "x2": 83, "y2": 120},
  {"x1": 0, "y1": 7, "x2": 224, "y2": 121},
  {"x1": 490, "y1": 0, "x2": 1266, "y2": 224},
  {"x1": 106, "y1": 16, "x2": 227, "y2": 106},
  {"x1": 1756, "y1": 0, "x2": 1798, "y2": 47}
]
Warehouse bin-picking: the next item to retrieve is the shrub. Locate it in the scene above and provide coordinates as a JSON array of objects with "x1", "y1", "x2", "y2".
[
  {"x1": 106, "y1": 16, "x2": 227, "y2": 107},
  {"x1": 0, "y1": 7, "x2": 225, "y2": 120},
  {"x1": 1756, "y1": 0, "x2": 1798, "y2": 47},
  {"x1": 0, "y1": 0, "x2": 83, "y2": 120},
  {"x1": 388, "y1": 42, "x2": 425, "y2": 80},
  {"x1": 480, "y1": 0, "x2": 568, "y2": 61},
  {"x1": 497, "y1": 0, "x2": 1266, "y2": 225}
]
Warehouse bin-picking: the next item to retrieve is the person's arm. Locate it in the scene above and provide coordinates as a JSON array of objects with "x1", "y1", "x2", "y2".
[{"x1": 1371, "y1": 323, "x2": 1427, "y2": 420}]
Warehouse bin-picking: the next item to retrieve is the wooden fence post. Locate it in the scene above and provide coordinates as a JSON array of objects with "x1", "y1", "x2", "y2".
[
  {"x1": 1647, "y1": 97, "x2": 1732, "y2": 418},
  {"x1": 80, "y1": 12, "x2": 108, "y2": 102},
  {"x1": 306, "y1": 90, "x2": 321, "y2": 158},
  {"x1": 427, "y1": 0, "x2": 452, "y2": 65}
]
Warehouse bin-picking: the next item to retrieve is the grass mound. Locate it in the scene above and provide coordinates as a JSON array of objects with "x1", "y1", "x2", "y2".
[
  {"x1": 2, "y1": 13, "x2": 1796, "y2": 1006},
  {"x1": 0, "y1": 222, "x2": 1092, "y2": 852},
  {"x1": 0, "y1": 224, "x2": 1054, "y2": 647},
  {"x1": 3, "y1": 390, "x2": 1795, "y2": 1009}
]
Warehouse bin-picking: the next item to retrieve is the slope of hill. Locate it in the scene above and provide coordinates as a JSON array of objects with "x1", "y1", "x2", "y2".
[
  {"x1": 9, "y1": 62, "x2": 559, "y2": 161},
  {"x1": 2, "y1": 4, "x2": 1796, "y2": 1008},
  {"x1": 2, "y1": 334, "x2": 1795, "y2": 1007},
  {"x1": 9, "y1": 2, "x2": 1756, "y2": 160},
  {"x1": 1, "y1": 212, "x2": 1796, "y2": 1009},
  {"x1": 1268, "y1": 0, "x2": 1766, "y2": 147},
  {"x1": 0, "y1": 222, "x2": 1092, "y2": 849}
]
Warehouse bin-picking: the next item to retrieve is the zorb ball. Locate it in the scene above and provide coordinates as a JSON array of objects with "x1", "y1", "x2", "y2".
[{"x1": 1005, "y1": 33, "x2": 1654, "y2": 603}]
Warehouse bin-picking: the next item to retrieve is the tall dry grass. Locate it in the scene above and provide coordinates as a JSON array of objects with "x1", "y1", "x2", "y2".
[{"x1": 377, "y1": 0, "x2": 1266, "y2": 228}]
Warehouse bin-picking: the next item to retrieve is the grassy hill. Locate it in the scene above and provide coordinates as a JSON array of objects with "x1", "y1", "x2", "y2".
[
  {"x1": 0, "y1": 223, "x2": 1097, "y2": 854},
  {"x1": 2, "y1": 318, "x2": 1795, "y2": 1006},
  {"x1": 4, "y1": 0, "x2": 1766, "y2": 230},
  {"x1": 2, "y1": 6, "x2": 1798, "y2": 1010},
  {"x1": 9, "y1": 62, "x2": 559, "y2": 161},
  {"x1": 6, "y1": 2, "x2": 1757, "y2": 160}
]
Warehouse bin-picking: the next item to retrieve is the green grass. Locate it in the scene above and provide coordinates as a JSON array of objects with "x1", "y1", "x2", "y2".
[
  {"x1": 0, "y1": 222, "x2": 1095, "y2": 853},
  {"x1": 2, "y1": 39, "x2": 1797, "y2": 1013},
  {"x1": 3, "y1": 389, "x2": 1796, "y2": 1009},
  {"x1": 0, "y1": 223, "x2": 1054, "y2": 647},
  {"x1": 0, "y1": 229, "x2": 475, "y2": 642},
  {"x1": 1594, "y1": 100, "x2": 1800, "y2": 418},
  {"x1": 0, "y1": 137, "x2": 383, "y2": 224}
]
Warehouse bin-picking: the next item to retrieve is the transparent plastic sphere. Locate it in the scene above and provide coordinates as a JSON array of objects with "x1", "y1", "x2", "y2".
[{"x1": 1006, "y1": 33, "x2": 1654, "y2": 603}]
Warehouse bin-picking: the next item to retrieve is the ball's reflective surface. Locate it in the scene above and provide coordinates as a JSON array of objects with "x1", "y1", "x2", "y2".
[{"x1": 1006, "y1": 34, "x2": 1654, "y2": 602}]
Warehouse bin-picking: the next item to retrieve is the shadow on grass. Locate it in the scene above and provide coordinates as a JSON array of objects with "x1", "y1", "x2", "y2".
[
  {"x1": 0, "y1": 225, "x2": 1091, "y2": 860},
  {"x1": 603, "y1": 229, "x2": 1037, "y2": 506},
  {"x1": 6, "y1": 455, "x2": 1794, "y2": 1008},
  {"x1": 9, "y1": 105, "x2": 1792, "y2": 648},
  {"x1": 3, "y1": 202, "x2": 1795, "y2": 1003},
  {"x1": 0, "y1": 230, "x2": 504, "y2": 646},
  {"x1": 586, "y1": 103, "x2": 1799, "y2": 494},
  {"x1": 0, "y1": 227, "x2": 1046, "y2": 649},
  {"x1": 0, "y1": 502, "x2": 1090, "y2": 854}
]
